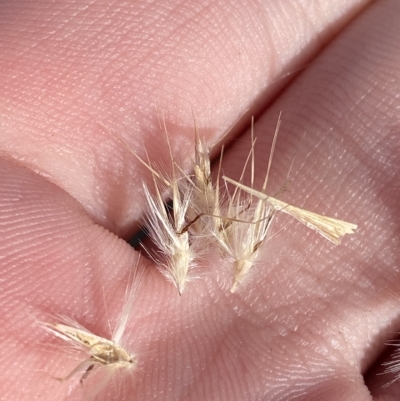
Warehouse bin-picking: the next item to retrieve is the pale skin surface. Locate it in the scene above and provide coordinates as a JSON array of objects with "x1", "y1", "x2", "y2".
[{"x1": 1, "y1": 0, "x2": 400, "y2": 400}]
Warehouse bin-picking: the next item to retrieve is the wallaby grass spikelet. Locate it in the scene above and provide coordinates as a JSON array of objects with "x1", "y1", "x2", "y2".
[
  {"x1": 381, "y1": 341, "x2": 400, "y2": 387},
  {"x1": 223, "y1": 176, "x2": 358, "y2": 245},
  {"x1": 37, "y1": 258, "x2": 144, "y2": 398},
  {"x1": 209, "y1": 117, "x2": 278, "y2": 292},
  {"x1": 104, "y1": 114, "x2": 357, "y2": 294},
  {"x1": 222, "y1": 114, "x2": 357, "y2": 247}
]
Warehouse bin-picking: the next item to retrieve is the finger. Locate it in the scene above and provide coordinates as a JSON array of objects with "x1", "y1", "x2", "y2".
[
  {"x1": 0, "y1": 156, "x2": 161, "y2": 400},
  {"x1": 0, "y1": 0, "x2": 371, "y2": 238},
  {"x1": 217, "y1": 0, "x2": 400, "y2": 398}
]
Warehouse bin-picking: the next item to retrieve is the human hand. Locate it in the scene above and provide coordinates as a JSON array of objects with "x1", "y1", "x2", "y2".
[{"x1": 1, "y1": 1, "x2": 399, "y2": 400}]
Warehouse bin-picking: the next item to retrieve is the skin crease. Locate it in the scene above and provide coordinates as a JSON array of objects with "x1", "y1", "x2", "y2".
[{"x1": 1, "y1": 0, "x2": 400, "y2": 400}]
